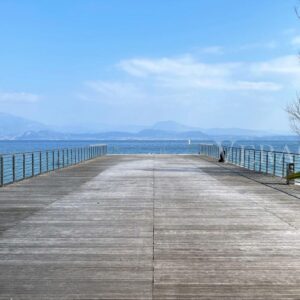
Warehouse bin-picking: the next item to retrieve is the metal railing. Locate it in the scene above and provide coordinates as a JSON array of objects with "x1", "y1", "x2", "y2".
[
  {"x1": 199, "y1": 144, "x2": 299, "y2": 178},
  {"x1": 0, "y1": 144, "x2": 107, "y2": 186}
]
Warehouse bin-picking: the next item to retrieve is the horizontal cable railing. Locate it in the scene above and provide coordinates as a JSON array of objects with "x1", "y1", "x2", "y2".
[
  {"x1": 199, "y1": 144, "x2": 299, "y2": 178},
  {"x1": 0, "y1": 144, "x2": 107, "y2": 186}
]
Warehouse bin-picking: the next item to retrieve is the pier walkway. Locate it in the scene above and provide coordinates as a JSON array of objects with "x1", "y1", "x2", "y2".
[{"x1": 1, "y1": 155, "x2": 300, "y2": 299}]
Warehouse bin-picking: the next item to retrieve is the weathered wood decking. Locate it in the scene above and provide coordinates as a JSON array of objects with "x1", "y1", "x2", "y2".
[{"x1": 1, "y1": 154, "x2": 300, "y2": 299}]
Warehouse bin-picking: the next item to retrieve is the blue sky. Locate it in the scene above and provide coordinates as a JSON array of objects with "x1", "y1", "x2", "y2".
[{"x1": 0, "y1": 0, "x2": 300, "y2": 132}]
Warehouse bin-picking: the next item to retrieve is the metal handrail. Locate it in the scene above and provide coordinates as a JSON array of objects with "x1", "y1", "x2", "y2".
[
  {"x1": 0, "y1": 144, "x2": 107, "y2": 187},
  {"x1": 199, "y1": 143, "x2": 299, "y2": 179}
]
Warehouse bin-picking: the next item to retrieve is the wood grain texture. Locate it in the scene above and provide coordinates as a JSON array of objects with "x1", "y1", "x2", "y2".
[{"x1": 0, "y1": 154, "x2": 300, "y2": 299}]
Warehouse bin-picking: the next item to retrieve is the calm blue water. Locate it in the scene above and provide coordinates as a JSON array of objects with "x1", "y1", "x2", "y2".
[{"x1": 0, "y1": 140, "x2": 299, "y2": 155}]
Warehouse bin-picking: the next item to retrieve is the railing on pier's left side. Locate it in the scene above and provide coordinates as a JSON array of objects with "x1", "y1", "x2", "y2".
[
  {"x1": 0, "y1": 144, "x2": 107, "y2": 187},
  {"x1": 199, "y1": 144, "x2": 300, "y2": 179}
]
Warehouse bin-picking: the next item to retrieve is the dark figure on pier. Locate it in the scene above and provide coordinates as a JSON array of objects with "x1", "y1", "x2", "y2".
[{"x1": 219, "y1": 150, "x2": 225, "y2": 163}]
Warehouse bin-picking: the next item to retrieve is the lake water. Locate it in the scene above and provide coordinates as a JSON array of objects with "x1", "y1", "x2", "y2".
[{"x1": 0, "y1": 139, "x2": 300, "y2": 155}]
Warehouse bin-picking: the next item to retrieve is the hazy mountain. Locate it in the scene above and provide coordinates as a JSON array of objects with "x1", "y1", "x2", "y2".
[
  {"x1": 0, "y1": 112, "x2": 294, "y2": 140},
  {"x1": 18, "y1": 129, "x2": 208, "y2": 140},
  {"x1": 18, "y1": 130, "x2": 136, "y2": 140},
  {"x1": 202, "y1": 128, "x2": 274, "y2": 136},
  {"x1": 0, "y1": 112, "x2": 48, "y2": 139},
  {"x1": 53, "y1": 123, "x2": 147, "y2": 134},
  {"x1": 150, "y1": 121, "x2": 198, "y2": 132}
]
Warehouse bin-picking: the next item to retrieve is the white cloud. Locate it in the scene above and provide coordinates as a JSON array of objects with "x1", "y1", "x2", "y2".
[
  {"x1": 119, "y1": 56, "x2": 282, "y2": 91},
  {"x1": 119, "y1": 56, "x2": 236, "y2": 78},
  {"x1": 78, "y1": 53, "x2": 298, "y2": 130},
  {"x1": 80, "y1": 52, "x2": 300, "y2": 123},
  {"x1": 0, "y1": 92, "x2": 40, "y2": 103},
  {"x1": 251, "y1": 55, "x2": 300, "y2": 78}
]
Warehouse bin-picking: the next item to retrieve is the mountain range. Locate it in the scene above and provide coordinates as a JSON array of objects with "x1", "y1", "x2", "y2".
[{"x1": 0, "y1": 113, "x2": 294, "y2": 140}]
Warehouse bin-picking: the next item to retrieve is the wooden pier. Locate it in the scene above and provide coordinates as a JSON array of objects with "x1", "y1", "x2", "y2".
[{"x1": 1, "y1": 154, "x2": 300, "y2": 299}]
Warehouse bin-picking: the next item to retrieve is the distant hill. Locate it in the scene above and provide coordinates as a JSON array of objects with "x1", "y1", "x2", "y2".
[
  {"x1": 18, "y1": 129, "x2": 208, "y2": 140},
  {"x1": 0, "y1": 112, "x2": 294, "y2": 140},
  {"x1": 0, "y1": 112, "x2": 48, "y2": 139},
  {"x1": 201, "y1": 128, "x2": 274, "y2": 137},
  {"x1": 151, "y1": 121, "x2": 198, "y2": 132},
  {"x1": 18, "y1": 130, "x2": 136, "y2": 140}
]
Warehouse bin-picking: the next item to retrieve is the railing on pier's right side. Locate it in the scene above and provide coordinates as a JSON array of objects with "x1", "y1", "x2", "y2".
[
  {"x1": 199, "y1": 144, "x2": 299, "y2": 178},
  {"x1": 0, "y1": 144, "x2": 107, "y2": 187}
]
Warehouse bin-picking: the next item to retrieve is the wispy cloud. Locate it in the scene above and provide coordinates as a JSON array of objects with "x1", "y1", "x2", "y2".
[
  {"x1": 0, "y1": 92, "x2": 40, "y2": 103},
  {"x1": 78, "y1": 52, "x2": 297, "y2": 129},
  {"x1": 79, "y1": 52, "x2": 300, "y2": 119},
  {"x1": 251, "y1": 55, "x2": 300, "y2": 81},
  {"x1": 119, "y1": 55, "x2": 236, "y2": 78},
  {"x1": 119, "y1": 55, "x2": 282, "y2": 91}
]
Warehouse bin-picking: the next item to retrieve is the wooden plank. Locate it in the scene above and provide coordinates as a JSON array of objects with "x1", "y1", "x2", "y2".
[
  {"x1": 153, "y1": 155, "x2": 300, "y2": 299},
  {"x1": 0, "y1": 154, "x2": 300, "y2": 299},
  {"x1": 0, "y1": 155, "x2": 153, "y2": 299}
]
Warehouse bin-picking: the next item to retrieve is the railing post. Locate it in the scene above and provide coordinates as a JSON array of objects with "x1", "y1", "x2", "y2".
[
  {"x1": 282, "y1": 154, "x2": 285, "y2": 178},
  {"x1": 58, "y1": 150, "x2": 60, "y2": 169},
  {"x1": 39, "y1": 151, "x2": 42, "y2": 174},
  {"x1": 12, "y1": 154, "x2": 16, "y2": 182},
  {"x1": 52, "y1": 150, "x2": 55, "y2": 170},
  {"x1": 46, "y1": 151, "x2": 49, "y2": 172},
  {"x1": 273, "y1": 153, "x2": 276, "y2": 176},
  {"x1": 32, "y1": 153, "x2": 35, "y2": 176},
  {"x1": 23, "y1": 153, "x2": 26, "y2": 179},
  {"x1": 293, "y1": 154, "x2": 296, "y2": 172},
  {"x1": 266, "y1": 152, "x2": 269, "y2": 174},
  {"x1": 259, "y1": 151, "x2": 262, "y2": 172},
  {"x1": 248, "y1": 150, "x2": 250, "y2": 169},
  {"x1": 63, "y1": 149, "x2": 65, "y2": 167},
  {"x1": 233, "y1": 148, "x2": 235, "y2": 164},
  {"x1": 0, "y1": 156, "x2": 3, "y2": 186}
]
